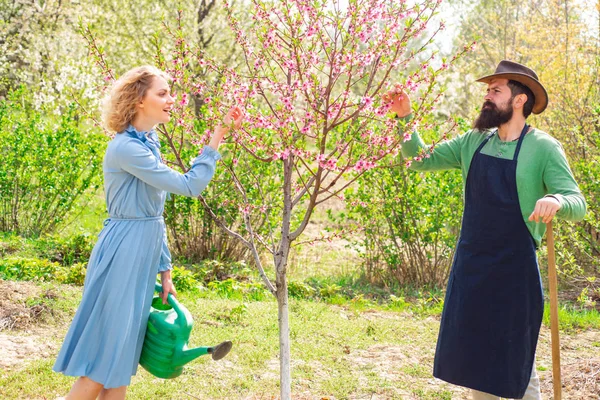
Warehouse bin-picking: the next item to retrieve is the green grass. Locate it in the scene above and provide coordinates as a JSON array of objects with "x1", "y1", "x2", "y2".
[
  {"x1": 1, "y1": 275, "x2": 600, "y2": 398},
  {"x1": 542, "y1": 302, "x2": 600, "y2": 331},
  {"x1": 2, "y1": 212, "x2": 600, "y2": 399},
  {"x1": 0, "y1": 288, "x2": 448, "y2": 399}
]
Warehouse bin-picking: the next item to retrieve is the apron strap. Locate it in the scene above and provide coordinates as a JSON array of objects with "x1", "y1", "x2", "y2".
[
  {"x1": 474, "y1": 132, "x2": 496, "y2": 154},
  {"x1": 513, "y1": 124, "x2": 529, "y2": 161},
  {"x1": 474, "y1": 124, "x2": 529, "y2": 159}
]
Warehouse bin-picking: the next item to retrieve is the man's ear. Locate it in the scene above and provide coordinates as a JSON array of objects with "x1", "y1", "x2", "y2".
[{"x1": 513, "y1": 93, "x2": 527, "y2": 109}]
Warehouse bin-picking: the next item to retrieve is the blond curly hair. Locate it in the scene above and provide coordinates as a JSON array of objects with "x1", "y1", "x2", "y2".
[{"x1": 103, "y1": 66, "x2": 172, "y2": 133}]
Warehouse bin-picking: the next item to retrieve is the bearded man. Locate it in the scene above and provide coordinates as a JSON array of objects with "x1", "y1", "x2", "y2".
[{"x1": 387, "y1": 60, "x2": 586, "y2": 399}]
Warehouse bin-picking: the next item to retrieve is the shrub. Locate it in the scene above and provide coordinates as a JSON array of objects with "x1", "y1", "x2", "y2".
[
  {"x1": 0, "y1": 87, "x2": 105, "y2": 237},
  {"x1": 288, "y1": 280, "x2": 316, "y2": 299},
  {"x1": 34, "y1": 234, "x2": 94, "y2": 266},
  {"x1": 0, "y1": 257, "x2": 60, "y2": 282},
  {"x1": 347, "y1": 164, "x2": 463, "y2": 287},
  {"x1": 170, "y1": 265, "x2": 201, "y2": 292},
  {"x1": 0, "y1": 257, "x2": 87, "y2": 285}
]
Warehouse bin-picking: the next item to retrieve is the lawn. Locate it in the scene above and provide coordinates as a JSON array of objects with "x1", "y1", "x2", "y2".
[{"x1": 0, "y1": 277, "x2": 599, "y2": 399}]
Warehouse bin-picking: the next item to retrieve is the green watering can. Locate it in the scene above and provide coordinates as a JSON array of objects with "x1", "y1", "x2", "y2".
[{"x1": 139, "y1": 284, "x2": 232, "y2": 379}]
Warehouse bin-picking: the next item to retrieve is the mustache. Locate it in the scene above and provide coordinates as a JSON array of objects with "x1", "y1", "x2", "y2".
[{"x1": 482, "y1": 101, "x2": 496, "y2": 110}]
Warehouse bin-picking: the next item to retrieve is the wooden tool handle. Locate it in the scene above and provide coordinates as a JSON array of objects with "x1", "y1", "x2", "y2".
[{"x1": 546, "y1": 221, "x2": 562, "y2": 400}]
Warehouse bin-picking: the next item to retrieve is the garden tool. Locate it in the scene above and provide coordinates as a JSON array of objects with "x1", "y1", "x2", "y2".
[
  {"x1": 546, "y1": 221, "x2": 562, "y2": 400},
  {"x1": 139, "y1": 283, "x2": 232, "y2": 379}
]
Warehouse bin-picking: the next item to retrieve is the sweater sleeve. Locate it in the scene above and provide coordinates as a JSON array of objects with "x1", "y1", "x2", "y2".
[
  {"x1": 116, "y1": 140, "x2": 221, "y2": 198},
  {"x1": 400, "y1": 117, "x2": 464, "y2": 171},
  {"x1": 543, "y1": 141, "x2": 587, "y2": 221}
]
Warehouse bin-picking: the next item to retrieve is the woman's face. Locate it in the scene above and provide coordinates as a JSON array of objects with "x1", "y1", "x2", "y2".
[{"x1": 137, "y1": 76, "x2": 174, "y2": 126}]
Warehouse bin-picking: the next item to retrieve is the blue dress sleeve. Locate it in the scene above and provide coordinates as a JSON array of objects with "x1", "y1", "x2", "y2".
[
  {"x1": 158, "y1": 226, "x2": 173, "y2": 272},
  {"x1": 115, "y1": 139, "x2": 221, "y2": 197}
]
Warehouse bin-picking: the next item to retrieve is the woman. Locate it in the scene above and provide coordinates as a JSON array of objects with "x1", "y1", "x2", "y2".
[{"x1": 53, "y1": 65, "x2": 243, "y2": 399}]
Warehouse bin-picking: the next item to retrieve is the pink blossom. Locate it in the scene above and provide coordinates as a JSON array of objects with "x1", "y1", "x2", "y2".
[
  {"x1": 361, "y1": 96, "x2": 373, "y2": 108},
  {"x1": 179, "y1": 93, "x2": 189, "y2": 106},
  {"x1": 239, "y1": 204, "x2": 252, "y2": 215},
  {"x1": 274, "y1": 148, "x2": 291, "y2": 160}
]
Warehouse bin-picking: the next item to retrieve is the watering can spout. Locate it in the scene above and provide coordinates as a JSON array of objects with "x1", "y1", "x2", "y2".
[
  {"x1": 180, "y1": 346, "x2": 210, "y2": 364},
  {"x1": 181, "y1": 340, "x2": 233, "y2": 364}
]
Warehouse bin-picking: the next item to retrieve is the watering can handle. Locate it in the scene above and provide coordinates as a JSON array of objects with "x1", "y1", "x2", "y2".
[
  {"x1": 154, "y1": 283, "x2": 190, "y2": 327},
  {"x1": 155, "y1": 283, "x2": 179, "y2": 309}
]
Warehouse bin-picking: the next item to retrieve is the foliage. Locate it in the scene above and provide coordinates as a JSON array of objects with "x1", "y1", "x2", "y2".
[
  {"x1": 0, "y1": 0, "x2": 240, "y2": 116},
  {"x1": 0, "y1": 257, "x2": 86, "y2": 285},
  {"x1": 33, "y1": 234, "x2": 95, "y2": 266},
  {"x1": 346, "y1": 115, "x2": 464, "y2": 286},
  {"x1": 0, "y1": 88, "x2": 105, "y2": 237},
  {"x1": 287, "y1": 279, "x2": 316, "y2": 298},
  {"x1": 169, "y1": 265, "x2": 201, "y2": 292}
]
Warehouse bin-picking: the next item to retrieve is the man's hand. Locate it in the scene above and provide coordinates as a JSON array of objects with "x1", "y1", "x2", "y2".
[
  {"x1": 528, "y1": 197, "x2": 561, "y2": 223},
  {"x1": 160, "y1": 270, "x2": 177, "y2": 305},
  {"x1": 382, "y1": 86, "x2": 411, "y2": 118}
]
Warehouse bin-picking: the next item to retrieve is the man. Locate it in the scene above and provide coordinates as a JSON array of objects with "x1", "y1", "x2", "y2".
[{"x1": 386, "y1": 60, "x2": 586, "y2": 399}]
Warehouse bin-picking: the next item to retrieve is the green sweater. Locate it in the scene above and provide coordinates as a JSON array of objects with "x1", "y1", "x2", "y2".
[{"x1": 401, "y1": 124, "x2": 587, "y2": 247}]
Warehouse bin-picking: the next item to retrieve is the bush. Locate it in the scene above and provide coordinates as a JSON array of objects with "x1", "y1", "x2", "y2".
[
  {"x1": 170, "y1": 265, "x2": 201, "y2": 292},
  {"x1": 0, "y1": 257, "x2": 59, "y2": 282},
  {"x1": 0, "y1": 87, "x2": 105, "y2": 237},
  {"x1": 54, "y1": 262, "x2": 87, "y2": 285},
  {"x1": 0, "y1": 257, "x2": 87, "y2": 285},
  {"x1": 347, "y1": 164, "x2": 463, "y2": 287},
  {"x1": 34, "y1": 233, "x2": 94, "y2": 266}
]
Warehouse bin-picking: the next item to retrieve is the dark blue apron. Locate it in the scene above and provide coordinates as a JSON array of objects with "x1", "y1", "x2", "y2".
[{"x1": 433, "y1": 124, "x2": 544, "y2": 398}]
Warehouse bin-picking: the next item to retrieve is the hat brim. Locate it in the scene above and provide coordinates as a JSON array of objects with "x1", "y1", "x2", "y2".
[{"x1": 476, "y1": 73, "x2": 548, "y2": 114}]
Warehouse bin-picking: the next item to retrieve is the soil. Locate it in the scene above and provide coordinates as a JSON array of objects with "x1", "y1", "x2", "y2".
[{"x1": 0, "y1": 280, "x2": 60, "y2": 370}]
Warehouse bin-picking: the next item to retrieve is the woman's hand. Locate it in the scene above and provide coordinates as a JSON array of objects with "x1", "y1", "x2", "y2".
[
  {"x1": 382, "y1": 86, "x2": 412, "y2": 118},
  {"x1": 208, "y1": 105, "x2": 245, "y2": 150},
  {"x1": 224, "y1": 105, "x2": 244, "y2": 129},
  {"x1": 160, "y1": 270, "x2": 177, "y2": 305}
]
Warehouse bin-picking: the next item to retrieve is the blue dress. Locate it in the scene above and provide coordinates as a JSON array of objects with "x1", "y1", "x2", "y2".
[{"x1": 53, "y1": 125, "x2": 220, "y2": 388}]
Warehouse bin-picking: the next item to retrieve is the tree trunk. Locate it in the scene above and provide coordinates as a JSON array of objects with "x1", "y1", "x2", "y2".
[
  {"x1": 276, "y1": 262, "x2": 291, "y2": 399},
  {"x1": 276, "y1": 156, "x2": 293, "y2": 399}
]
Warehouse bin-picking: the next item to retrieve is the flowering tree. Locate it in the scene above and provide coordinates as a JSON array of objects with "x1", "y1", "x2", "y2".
[{"x1": 86, "y1": 0, "x2": 470, "y2": 396}]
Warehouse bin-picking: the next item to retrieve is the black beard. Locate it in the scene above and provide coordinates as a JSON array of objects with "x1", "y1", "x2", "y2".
[{"x1": 473, "y1": 101, "x2": 513, "y2": 131}]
